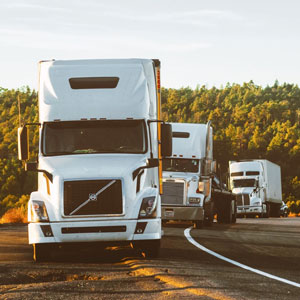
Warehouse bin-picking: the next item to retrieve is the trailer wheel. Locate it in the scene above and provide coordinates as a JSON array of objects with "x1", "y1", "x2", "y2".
[
  {"x1": 33, "y1": 243, "x2": 50, "y2": 262},
  {"x1": 270, "y1": 203, "x2": 281, "y2": 217}
]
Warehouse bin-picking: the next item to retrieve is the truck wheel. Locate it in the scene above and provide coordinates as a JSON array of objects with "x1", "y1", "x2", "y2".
[
  {"x1": 223, "y1": 200, "x2": 233, "y2": 224},
  {"x1": 140, "y1": 240, "x2": 161, "y2": 258},
  {"x1": 231, "y1": 200, "x2": 237, "y2": 224},
  {"x1": 33, "y1": 243, "x2": 50, "y2": 262},
  {"x1": 194, "y1": 220, "x2": 203, "y2": 229},
  {"x1": 263, "y1": 203, "x2": 270, "y2": 218},
  {"x1": 270, "y1": 203, "x2": 281, "y2": 217},
  {"x1": 204, "y1": 202, "x2": 214, "y2": 226},
  {"x1": 217, "y1": 210, "x2": 224, "y2": 224}
]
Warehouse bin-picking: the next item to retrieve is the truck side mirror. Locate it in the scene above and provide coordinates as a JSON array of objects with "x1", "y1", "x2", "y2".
[
  {"x1": 211, "y1": 160, "x2": 217, "y2": 173},
  {"x1": 161, "y1": 123, "x2": 172, "y2": 157},
  {"x1": 18, "y1": 126, "x2": 29, "y2": 161},
  {"x1": 25, "y1": 162, "x2": 38, "y2": 171},
  {"x1": 147, "y1": 158, "x2": 159, "y2": 167}
]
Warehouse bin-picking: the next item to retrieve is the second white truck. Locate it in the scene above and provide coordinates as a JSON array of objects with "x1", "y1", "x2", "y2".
[
  {"x1": 229, "y1": 159, "x2": 282, "y2": 217},
  {"x1": 161, "y1": 122, "x2": 236, "y2": 228}
]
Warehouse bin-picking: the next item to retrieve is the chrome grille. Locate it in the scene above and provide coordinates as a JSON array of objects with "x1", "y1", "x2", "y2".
[
  {"x1": 64, "y1": 180, "x2": 122, "y2": 216},
  {"x1": 161, "y1": 181, "x2": 185, "y2": 205},
  {"x1": 243, "y1": 193, "x2": 250, "y2": 205},
  {"x1": 237, "y1": 194, "x2": 243, "y2": 206},
  {"x1": 236, "y1": 193, "x2": 250, "y2": 206}
]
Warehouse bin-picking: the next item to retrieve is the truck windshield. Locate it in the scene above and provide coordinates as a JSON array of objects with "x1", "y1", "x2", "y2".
[
  {"x1": 163, "y1": 158, "x2": 199, "y2": 173},
  {"x1": 42, "y1": 120, "x2": 147, "y2": 155},
  {"x1": 233, "y1": 179, "x2": 256, "y2": 188}
]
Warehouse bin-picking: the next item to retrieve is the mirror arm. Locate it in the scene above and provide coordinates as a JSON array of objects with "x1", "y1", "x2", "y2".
[
  {"x1": 132, "y1": 159, "x2": 159, "y2": 180},
  {"x1": 38, "y1": 170, "x2": 53, "y2": 183},
  {"x1": 25, "y1": 163, "x2": 53, "y2": 183}
]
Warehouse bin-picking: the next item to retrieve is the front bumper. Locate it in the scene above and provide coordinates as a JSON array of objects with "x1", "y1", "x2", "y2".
[
  {"x1": 161, "y1": 206, "x2": 204, "y2": 221},
  {"x1": 28, "y1": 219, "x2": 161, "y2": 245},
  {"x1": 237, "y1": 206, "x2": 263, "y2": 215}
]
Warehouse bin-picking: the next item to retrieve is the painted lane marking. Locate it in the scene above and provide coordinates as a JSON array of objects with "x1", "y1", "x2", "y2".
[{"x1": 184, "y1": 227, "x2": 300, "y2": 288}]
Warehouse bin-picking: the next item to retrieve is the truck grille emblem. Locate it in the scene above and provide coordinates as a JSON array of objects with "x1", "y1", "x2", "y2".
[{"x1": 89, "y1": 193, "x2": 97, "y2": 201}]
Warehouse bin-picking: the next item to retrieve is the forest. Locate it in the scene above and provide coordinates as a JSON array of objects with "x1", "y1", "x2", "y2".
[{"x1": 0, "y1": 82, "x2": 300, "y2": 221}]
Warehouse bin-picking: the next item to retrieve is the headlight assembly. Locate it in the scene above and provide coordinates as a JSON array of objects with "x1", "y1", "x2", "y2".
[
  {"x1": 31, "y1": 200, "x2": 49, "y2": 222},
  {"x1": 138, "y1": 196, "x2": 157, "y2": 219}
]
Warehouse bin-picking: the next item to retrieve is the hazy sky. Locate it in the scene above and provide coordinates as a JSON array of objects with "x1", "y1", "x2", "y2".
[{"x1": 1, "y1": 0, "x2": 300, "y2": 90}]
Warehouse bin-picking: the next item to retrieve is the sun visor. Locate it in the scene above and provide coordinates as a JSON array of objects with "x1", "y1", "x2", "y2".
[{"x1": 171, "y1": 123, "x2": 208, "y2": 159}]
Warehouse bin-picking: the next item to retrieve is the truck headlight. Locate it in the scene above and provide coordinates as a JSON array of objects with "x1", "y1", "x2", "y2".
[
  {"x1": 138, "y1": 196, "x2": 156, "y2": 219},
  {"x1": 31, "y1": 200, "x2": 49, "y2": 222},
  {"x1": 189, "y1": 197, "x2": 200, "y2": 204},
  {"x1": 197, "y1": 181, "x2": 210, "y2": 197}
]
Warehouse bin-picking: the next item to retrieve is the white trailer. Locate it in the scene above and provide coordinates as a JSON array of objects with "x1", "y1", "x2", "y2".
[
  {"x1": 18, "y1": 59, "x2": 172, "y2": 261},
  {"x1": 229, "y1": 159, "x2": 282, "y2": 217}
]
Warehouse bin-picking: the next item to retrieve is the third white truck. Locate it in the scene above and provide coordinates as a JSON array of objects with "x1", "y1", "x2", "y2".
[{"x1": 229, "y1": 159, "x2": 282, "y2": 217}]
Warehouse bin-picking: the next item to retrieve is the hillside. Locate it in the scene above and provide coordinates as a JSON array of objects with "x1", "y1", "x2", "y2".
[{"x1": 0, "y1": 83, "x2": 299, "y2": 218}]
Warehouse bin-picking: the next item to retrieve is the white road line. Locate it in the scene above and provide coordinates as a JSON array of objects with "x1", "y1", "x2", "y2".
[{"x1": 184, "y1": 227, "x2": 300, "y2": 288}]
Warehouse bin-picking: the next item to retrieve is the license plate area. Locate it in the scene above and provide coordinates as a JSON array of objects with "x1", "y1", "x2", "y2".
[{"x1": 164, "y1": 209, "x2": 174, "y2": 218}]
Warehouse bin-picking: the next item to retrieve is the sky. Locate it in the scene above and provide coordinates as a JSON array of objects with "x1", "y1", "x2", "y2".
[{"x1": 1, "y1": 0, "x2": 300, "y2": 90}]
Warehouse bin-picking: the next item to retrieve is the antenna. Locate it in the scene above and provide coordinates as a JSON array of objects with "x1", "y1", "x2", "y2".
[{"x1": 18, "y1": 94, "x2": 22, "y2": 127}]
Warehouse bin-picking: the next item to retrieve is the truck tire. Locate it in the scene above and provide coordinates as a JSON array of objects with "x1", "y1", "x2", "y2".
[
  {"x1": 33, "y1": 243, "x2": 50, "y2": 262},
  {"x1": 262, "y1": 203, "x2": 270, "y2": 218},
  {"x1": 204, "y1": 202, "x2": 214, "y2": 226},
  {"x1": 231, "y1": 200, "x2": 237, "y2": 224},
  {"x1": 138, "y1": 240, "x2": 161, "y2": 258},
  {"x1": 194, "y1": 220, "x2": 203, "y2": 229},
  {"x1": 223, "y1": 199, "x2": 233, "y2": 224},
  {"x1": 270, "y1": 203, "x2": 281, "y2": 217},
  {"x1": 217, "y1": 210, "x2": 225, "y2": 224}
]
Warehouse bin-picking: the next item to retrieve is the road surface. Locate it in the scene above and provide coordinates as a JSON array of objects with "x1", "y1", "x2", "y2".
[{"x1": 0, "y1": 218, "x2": 299, "y2": 299}]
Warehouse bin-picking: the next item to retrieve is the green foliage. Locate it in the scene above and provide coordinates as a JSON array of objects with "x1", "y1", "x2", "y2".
[
  {"x1": 287, "y1": 200, "x2": 300, "y2": 215},
  {"x1": 0, "y1": 82, "x2": 300, "y2": 218},
  {"x1": 0, "y1": 87, "x2": 38, "y2": 216},
  {"x1": 161, "y1": 82, "x2": 300, "y2": 201}
]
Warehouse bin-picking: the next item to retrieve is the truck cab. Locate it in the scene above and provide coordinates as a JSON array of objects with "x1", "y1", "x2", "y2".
[
  {"x1": 229, "y1": 160, "x2": 282, "y2": 217},
  {"x1": 161, "y1": 122, "x2": 213, "y2": 228},
  {"x1": 18, "y1": 59, "x2": 172, "y2": 261}
]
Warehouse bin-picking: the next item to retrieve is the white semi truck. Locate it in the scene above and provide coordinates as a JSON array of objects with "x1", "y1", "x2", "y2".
[
  {"x1": 18, "y1": 58, "x2": 172, "y2": 261},
  {"x1": 161, "y1": 122, "x2": 236, "y2": 228},
  {"x1": 229, "y1": 159, "x2": 282, "y2": 217}
]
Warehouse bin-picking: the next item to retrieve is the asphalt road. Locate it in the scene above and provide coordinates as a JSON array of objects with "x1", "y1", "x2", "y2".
[{"x1": 0, "y1": 218, "x2": 299, "y2": 299}]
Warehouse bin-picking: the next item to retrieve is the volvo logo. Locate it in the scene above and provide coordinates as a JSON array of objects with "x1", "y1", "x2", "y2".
[{"x1": 89, "y1": 193, "x2": 97, "y2": 201}]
